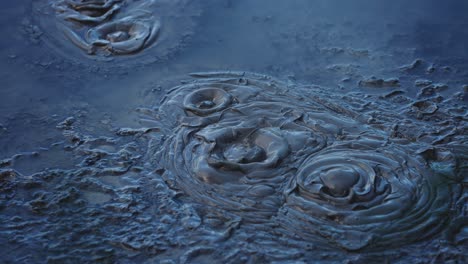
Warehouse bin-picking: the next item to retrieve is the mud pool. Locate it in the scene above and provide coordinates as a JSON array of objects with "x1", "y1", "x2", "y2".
[{"x1": 1, "y1": 0, "x2": 467, "y2": 263}]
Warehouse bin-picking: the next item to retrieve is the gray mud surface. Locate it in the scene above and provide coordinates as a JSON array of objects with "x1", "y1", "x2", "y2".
[{"x1": 1, "y1": 0, "x2": 467, "y2": 263}]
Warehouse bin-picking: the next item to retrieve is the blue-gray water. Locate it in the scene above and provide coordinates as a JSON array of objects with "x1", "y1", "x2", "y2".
[{"x1": 0, "y1": 0, "x2": 467, "y2": 263}]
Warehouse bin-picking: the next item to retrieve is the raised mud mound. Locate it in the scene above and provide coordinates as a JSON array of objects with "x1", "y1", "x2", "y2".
[
  {"x1": 31, "y1": 0, "x2": 200, "y2": 65},
  {"x1": 151, "y1": 71, "x2": 466, "y2": 252}
]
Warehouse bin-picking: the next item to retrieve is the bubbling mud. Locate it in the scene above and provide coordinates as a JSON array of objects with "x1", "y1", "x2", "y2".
[
  {"x1": 150, "y1": 71, "x2": 463, "y2": 251},
  {"x1": 84, "y1": 16, "x2": 160, "y2": 55},
  {"x1": 154, "y1": 72, "x2": 351, "y2": 222},
  {"x1": 183, "y1": 88, "x2": 233, "y2": 116},
  {"x1": 31, "y1": 0, "x2": 200, "y2": 63},
  {"x1": 56, "y1": 0, "x2": 159, "y2": 56},
  {"x1": 277, "y1": 139, "x2": 451, "y2": 251}
]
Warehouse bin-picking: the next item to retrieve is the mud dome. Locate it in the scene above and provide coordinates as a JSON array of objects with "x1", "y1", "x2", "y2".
[
  {"x1": 149, "y1": 71, "x2": 466, "y2": 252},
  {"x1": 31, "y1": 0, "x2": 200, "y2": 64}
]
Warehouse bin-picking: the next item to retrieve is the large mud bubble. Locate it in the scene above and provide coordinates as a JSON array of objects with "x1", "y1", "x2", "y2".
[
  {"x1": 31, "y1": 0, "x2": 200, "y2": 64},
  {"x1": 149, "y1": 71, "x2": 467, "y2": 252}
]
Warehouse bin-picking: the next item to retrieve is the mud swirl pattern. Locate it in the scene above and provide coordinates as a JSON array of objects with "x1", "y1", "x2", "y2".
[
  {"x1": 154, "y1": 72, "x2": 350, "y2": 222},
  {"x1": 32, "y1": 0, "x2": 200, "y2": 64},
  {"x1": 277, "y1": 140, "x2": 451, "y2": 251},
  {"x1": 151, "y1": 72, "x2": 457, "y2": 250}
]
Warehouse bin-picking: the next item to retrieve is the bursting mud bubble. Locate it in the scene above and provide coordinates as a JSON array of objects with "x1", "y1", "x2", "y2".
[{"x1": 2, "y1": 0, "x2": 468, "y2": 262}]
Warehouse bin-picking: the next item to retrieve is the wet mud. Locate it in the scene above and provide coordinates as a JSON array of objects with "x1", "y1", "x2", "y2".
[
  {"x1": 31, "y1": 0, "x2": 200, "y2": 65},
  {"x1": 150, "y1": 72, "x2": 466, "y2": 253},
  {"x1": 2, "y1": 70, "x2": 464, "y2": 262},
  {"x1": 1, "y1": 0, "x2": 468, "y2": 263}
]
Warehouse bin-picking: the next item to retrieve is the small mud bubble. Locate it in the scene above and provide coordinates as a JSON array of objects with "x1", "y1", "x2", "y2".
[
  {"x1": 183, "y1": 88, "x2": 233, "y2": 116},
  {"x1": 85, "y1": 17, "x2": 160, "y2": 55},
  {"x1": 106, "y1": 31, "x2": 130, "y2": 42},
  {"x1": 319, "y1": 167, "x2": 360, "y2": 197}
]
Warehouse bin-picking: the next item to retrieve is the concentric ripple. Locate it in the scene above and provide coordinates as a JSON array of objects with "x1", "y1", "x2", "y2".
[
  {"x1": 154, "y1": 73, "x2": 358, "y2": 222},
  {"x1": 149, "y1": 72, "x2": 460, "y2": 251},
  {"x1": 56, "y1": 0, "x2": 159, "y2": 56},
  {"x1": 84, "y1": 16, "x2": 160, "y2": 55},
  {"x1": 31, "y1": 0, "x2": 200, "y2": 64},
  {"x1": 277, "y1": 139, "x2": 452, "y2": 251},
  {"x1": 183, "y1": 87, "x2": 233, "y2": 116}
]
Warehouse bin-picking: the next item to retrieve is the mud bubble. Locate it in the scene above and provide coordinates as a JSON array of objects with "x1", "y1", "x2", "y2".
[
  {"x1": 152, "y1": 72, "x2": 364, "y2": 222},
  {"x1": 277, "y1": 139, "x2": 452, "y2": 251},
  {"x1": 149, "y1": 71, "x2": 464, "y2": 251},
  {"x1": 31, "y1": 0, "x2": 200, "y2": 65},
  {"x1": 83, "y1": 16, "x2": 160, "y2": 55}
]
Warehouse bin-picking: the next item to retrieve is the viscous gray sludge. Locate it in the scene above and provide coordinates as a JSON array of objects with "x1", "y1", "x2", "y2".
[
  {"x1": 32, "y1": 0, "x2": 199, "y2": 61},
  {"x1": 278, "y1": 140, "x2": 450, "y2": 250},
  {"x1": 155, "y1": 74, "x2": 337, "y2": 221},
  {"x1": 55, "y1": 0, "x2": 159, "y2": 55},
  {"x1": 152, "y1": 71, "x2": 464, "y2": 251}
]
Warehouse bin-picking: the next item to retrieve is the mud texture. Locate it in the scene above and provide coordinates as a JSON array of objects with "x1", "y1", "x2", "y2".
[
  {"x1": 32, "y1": 0, "x2": 200, "y2": 65},
  {"x1": 0, "y1": 70, "x2": 466, "y2": 262},
  {"x1": 1, "y1": 0, "x2": 468, "y2": 263},
  {"x1": 150, "y1": 72, "x2": 466, "y2": 253}
]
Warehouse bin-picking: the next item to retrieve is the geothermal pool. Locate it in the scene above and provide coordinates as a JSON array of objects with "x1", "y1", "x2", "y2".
[{"x1": 0, "y1": 0, "x2": 467, "y2": 263}]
